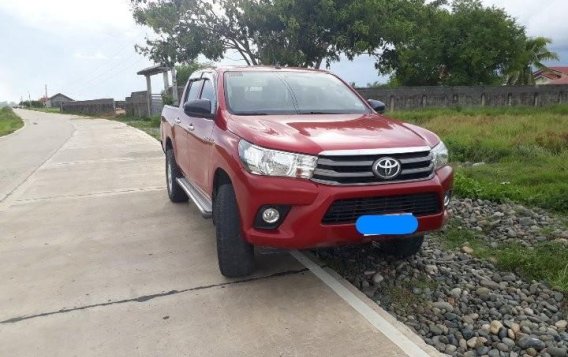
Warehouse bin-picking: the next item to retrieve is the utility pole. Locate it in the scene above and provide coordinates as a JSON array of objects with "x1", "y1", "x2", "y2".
[
  {"x1": 28, "y1": 92, "x2": 32, "y2": 109},
  {"x1": 171, "y1": 66, "x2": 179, "y2": 105},
  {"x1": 44, "y1": 84, "x2": 48, "y2": 108}
]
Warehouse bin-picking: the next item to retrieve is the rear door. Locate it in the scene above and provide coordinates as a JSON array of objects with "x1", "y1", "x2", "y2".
[
  {"x1": 186, "y1": 73, "x2": 217, "y2": 193},
  {"x1": 174, "y1": 79, "x2": 203, "y2": 176}
]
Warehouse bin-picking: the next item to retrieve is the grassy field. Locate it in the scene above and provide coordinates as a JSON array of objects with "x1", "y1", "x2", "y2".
[
  {"x1": 396, "y1": 105, "x2": 568, "y2": 292},
  {"x1": 0, "y1": 107, "x2": 24, "y2": 137},
  {"x1": 112, "y1": 115, "x2": 161, "y2": 140},
  {"x1": 435, "y1": 222, "x2": 568, "y2": 292},
  {"x1": 31, "y1": 107, "x2": 61, "y2": 113},
  {"x1": 396, "y1": 105, "x2": 568, "y2": 212}
]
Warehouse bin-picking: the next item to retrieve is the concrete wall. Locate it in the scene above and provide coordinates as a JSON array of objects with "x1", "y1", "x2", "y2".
[
  {"x1": 61, "y1": 99, "x2": 115, "y2": 115},
  {"x1": 125, "y1": 91, "x2": 163, "y2": 117},
  {"x1": 174, "y1": 84, "x2": 568, "y2": 111},
  {"x1": 125, "y1": 91, "x2": 148, "y2": 117},
  {"x1": 356, "y1": 84, "x2": 568, "y2": 111}
]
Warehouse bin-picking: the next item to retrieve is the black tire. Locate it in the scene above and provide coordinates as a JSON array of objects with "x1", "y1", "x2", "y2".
[
  {"x1": 214, "y1": 184, "x2": 255, "y2": 277},
  {"x1": 165, "y1": 148, "x2": 188, "y2": 203},
  {"x1": 379, "y1": 235, "x2": 424, "y2": 258}
]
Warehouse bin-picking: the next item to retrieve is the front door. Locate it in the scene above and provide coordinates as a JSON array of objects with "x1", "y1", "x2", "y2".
[
  {"x1": 186, "y1": 74, "x2": 216, "y2": 194},
  {"x1": 175, "y1": 79, "x2": 203, "y2": 177}
]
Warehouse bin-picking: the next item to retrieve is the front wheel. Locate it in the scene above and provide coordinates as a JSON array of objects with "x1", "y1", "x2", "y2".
[
  {"x1": 379, "y1": 235, "x2": 424, "y2": 258},
  {"x1": 214, "y1": 184, "x2": 255, "y2": 277}
]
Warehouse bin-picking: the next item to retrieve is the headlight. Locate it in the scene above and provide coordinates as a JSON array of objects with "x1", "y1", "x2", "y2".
[
  {"x1": 238, "y1": 140, "x2": 318, "y2": 179},
  {"x1": 432, "y1": 141, "x2": 449, "y2": 170}
]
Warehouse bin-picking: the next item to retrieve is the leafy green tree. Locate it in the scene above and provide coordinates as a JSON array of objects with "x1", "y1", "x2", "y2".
[
  {"x1": 378, "y1": 0, "x2": 527, "y2": 86},
  {"x1": 175, "y1": 61, "x2": 213, "y2": 84},
  {"x1": 505, "y1": 37, "x2": 559, "y2": 85},
  {"x1": 131, "y1": 0, "x2": 403, "y2": 68}
]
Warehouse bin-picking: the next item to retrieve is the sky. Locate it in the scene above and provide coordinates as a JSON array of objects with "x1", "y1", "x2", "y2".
[{"x1": 0, "y1": 0, "x2": 567, "y2": 103}]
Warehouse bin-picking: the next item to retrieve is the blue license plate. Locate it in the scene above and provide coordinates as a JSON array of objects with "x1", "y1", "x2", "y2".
[{"x1": 355, "y1": 213, "x2": 418, "y2": 236}]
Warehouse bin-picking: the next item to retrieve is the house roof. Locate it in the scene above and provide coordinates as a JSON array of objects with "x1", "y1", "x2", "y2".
[
  {"x1": 533, "y1": 65, "x2": 568, "y2": 84},
  {"x1": 49, "y1": 93, "x2": 74, "y2": 101},
  {"x1": 137, "y1": 65, "x2": 170, "y2": 76},
  {"x1": 549, "y1": 76, "x2": 568, "y2": 85},
  {"x1": 547, "y1": 66, "x2": 568, "y2": 75}
]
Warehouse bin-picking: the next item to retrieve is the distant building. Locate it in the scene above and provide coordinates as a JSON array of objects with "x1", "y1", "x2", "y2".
[
  {"x1": 46, "y1": 93, "x2": 74, "y2": 108},
  {"x1": 534, "y1": 67, "x2": 568, "y2": 85}
]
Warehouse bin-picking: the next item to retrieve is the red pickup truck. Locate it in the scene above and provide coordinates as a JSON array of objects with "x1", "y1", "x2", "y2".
[{"x1": 161, "y1": 66, "x2": 453, "y2": 277}]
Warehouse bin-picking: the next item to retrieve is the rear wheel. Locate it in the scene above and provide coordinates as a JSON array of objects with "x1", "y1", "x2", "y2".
[
  {"x1": 165, "y1": 148, "x2": 188, "y2": 203},
  {"x1": 379, "y1": 235, "x2": 424, "y2": 258},
  {"x1": 215, "y1": 184, "x2": 255, "y2": 277}
]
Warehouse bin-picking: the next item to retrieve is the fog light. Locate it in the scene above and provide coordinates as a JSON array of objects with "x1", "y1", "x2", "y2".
[
  {"x1": 444, "y1": 191, "x2": 452, "y2": 207},
  {"x1": 262, "y1": 208, "x2": 280, "y2": 224}
]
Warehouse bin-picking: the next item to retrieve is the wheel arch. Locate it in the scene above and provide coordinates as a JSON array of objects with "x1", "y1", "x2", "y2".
[
  {"x1": 164, "y1": 136, "x2": 173, "y2": 151},
  {"x1": 212, "y1": 168, "x2": 232, "y2": 204}
]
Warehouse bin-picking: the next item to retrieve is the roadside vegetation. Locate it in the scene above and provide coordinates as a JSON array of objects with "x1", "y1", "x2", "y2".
[
  {"x1": 0, "y1": 107, "x2": 24, "y2": 137},
  {"x1": 32, "y1": 107, "x2": 61, "y2": 113},
  {"x1": 392, "y1": 105, "x2": 568, "y2": 293},
  {"x1": 112, "y1": 115, "x2": 160, "y2": 140},
  {"x1": 396, "y1": 105, "x2": 568, "y2": 212},
  {"x1": 434, "y1": 221, "x2": 568, "y2": 293}
]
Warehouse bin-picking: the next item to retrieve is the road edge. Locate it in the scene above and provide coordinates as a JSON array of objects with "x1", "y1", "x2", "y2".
[
  {"x1": 291, "y1": 250, "x2": 442, "y2": 357},
  {"x1": 0, "y1": 109, "x2": 27, "y2": 141}
]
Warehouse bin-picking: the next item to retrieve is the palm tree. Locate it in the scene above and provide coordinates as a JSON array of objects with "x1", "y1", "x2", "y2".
[{"x1": 506, "y1": 37, "x2": 559, "y2": 85}]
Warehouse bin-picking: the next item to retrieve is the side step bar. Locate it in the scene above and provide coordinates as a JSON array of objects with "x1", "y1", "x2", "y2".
[{"x1": 176, "y1": 178, "x2": 212, "y2": 218}]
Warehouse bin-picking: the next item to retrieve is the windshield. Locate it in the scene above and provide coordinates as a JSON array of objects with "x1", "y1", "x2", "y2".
[{"x1": 224, "y1": 71, "x2": 369, "y2": 115}]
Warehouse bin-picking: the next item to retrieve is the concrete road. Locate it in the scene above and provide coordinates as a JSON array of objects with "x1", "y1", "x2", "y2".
[{"x1": 0, "y1": 110, "x2": 438, "y2": 356}]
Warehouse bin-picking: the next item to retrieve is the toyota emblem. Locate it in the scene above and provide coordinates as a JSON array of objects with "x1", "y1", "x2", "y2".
[{"x1": 372, "y1": 157, "x2": 401, "y2": 179}]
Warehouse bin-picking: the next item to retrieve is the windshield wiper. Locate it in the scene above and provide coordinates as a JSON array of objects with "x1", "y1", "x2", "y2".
[
  {"x1": 298, "y1": 111, "x2": 342, "y2": 114},
  {"x1": 234, "y1": 112, "x2": 270, "y2": 116}
]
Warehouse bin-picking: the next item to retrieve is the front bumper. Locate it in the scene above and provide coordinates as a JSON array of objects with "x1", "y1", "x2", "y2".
[{"x1": 232, "y1": 166, "x2": 453, "y2": 249}]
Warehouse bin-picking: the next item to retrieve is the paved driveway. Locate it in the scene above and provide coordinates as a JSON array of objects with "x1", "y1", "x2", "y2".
[{"x1": 0, "y1": 110, "x2": 436, "y2": 356}]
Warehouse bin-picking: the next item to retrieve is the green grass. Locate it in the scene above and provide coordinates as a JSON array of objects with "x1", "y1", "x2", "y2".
[
  {"x1": 380, "y1": 273, "x2": 438, "y2": 310},
  {"x1": 112, "y1": 114, "x2": 161, "y2": 140},
  {"x1": 0, "y1": 107, "x2": 24, "y2": 136},
  {"x1": 433, "y1": 223, "x2": 568, "y2": 293},
  {"x1": 395, "y1": 105, "x2": 568, "y2": 212},
  {"x1": 31, "y1": 107, "x2": 61, "y2": 113}
]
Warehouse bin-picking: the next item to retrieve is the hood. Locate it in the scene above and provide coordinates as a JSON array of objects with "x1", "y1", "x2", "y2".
[{"x1": 226, "y1": 112, "x2": 436, "y2": 156}]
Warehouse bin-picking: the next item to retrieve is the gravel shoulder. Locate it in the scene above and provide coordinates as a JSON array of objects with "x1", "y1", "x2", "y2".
[{"x1": 315, "y1": 199, "x2": 568, "y2": 357}]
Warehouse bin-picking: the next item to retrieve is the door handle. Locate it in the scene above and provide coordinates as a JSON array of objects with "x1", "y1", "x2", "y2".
[
  {"x1": 188, "y1": 123, "x2": 195, "y2": 131},
  {"x1": 175, "y1": 117, "x2": 181, "y2": 124}
]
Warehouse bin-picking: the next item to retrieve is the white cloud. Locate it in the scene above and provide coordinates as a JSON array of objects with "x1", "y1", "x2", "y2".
[
  {"x1": 482, "y1": 0, "x2": 568, "y2": 45},
  {"x1": 0, "y1": 0, "x2": 136, "y2": 33},
  {"x1": 0, "y1": 68, "x2": 18, "y2": 101},
  {"x1": 73, "y1": 51, "x2": 109, "y2": 60}
]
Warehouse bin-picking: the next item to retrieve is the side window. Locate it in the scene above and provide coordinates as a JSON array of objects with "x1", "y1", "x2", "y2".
[
  {"x1": 200, "y1": 79, "x2": 216, "y2": 111},
  {"x1": 184, "y1": 80, "x2": 203, "y2": 104}
]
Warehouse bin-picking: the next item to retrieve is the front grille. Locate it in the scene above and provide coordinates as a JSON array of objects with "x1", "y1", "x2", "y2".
[
  {"x1": 313, "y1": 149, "x2": 433, "y2": 185},
  {"x1": 322, "y1": 193, "x2": 441, "y2": 225}
]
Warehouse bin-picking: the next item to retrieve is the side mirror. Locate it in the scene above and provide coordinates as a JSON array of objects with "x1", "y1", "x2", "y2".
[
  {"x1": 183, "y1": 99, "x2": 213, "y2": 118},
  {"x1": 368, "y1": 99, "x2": 386, "y2": 114}
]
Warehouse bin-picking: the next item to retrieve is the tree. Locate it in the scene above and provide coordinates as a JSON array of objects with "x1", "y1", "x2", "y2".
[
  {"x1": 175, "y1": 61, "x2": 213, "y2": 84},
  {"x1": 131, "y1": 0, "x2": 402, "y2": 68},
  {"x1": 377, "y1": 0, "x2": 527, "y2": 86},
  {"x1": 505, "y1": 37, "x2": 559, "y2": 85},
  {"x1": 132, "y1": 0, "x2": 225, "y2": 66}
]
